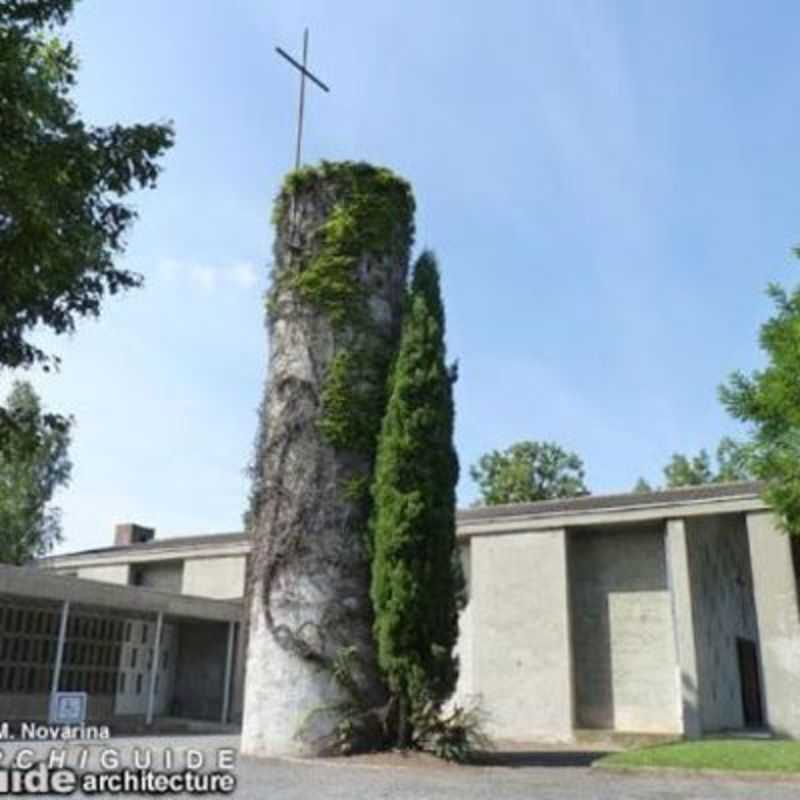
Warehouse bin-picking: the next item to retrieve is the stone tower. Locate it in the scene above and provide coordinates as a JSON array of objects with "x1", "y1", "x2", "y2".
[{"x1": 241, "y1": 162, "x2": 415, "y2": 757}]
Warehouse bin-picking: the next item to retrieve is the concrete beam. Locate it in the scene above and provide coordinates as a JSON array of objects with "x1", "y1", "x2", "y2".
[
  {"x1": 459, "y1": 495, "x2": 766, "y2": 539},
  {"x1": 665, "y1": 518, "x2": 702, "y2": 738},
  {"x1": 0, "y1": 564, "x2": 241, "y2": 623},
  {"x1": 746, "y1": 511, "x2": 800, "y2": 738}
]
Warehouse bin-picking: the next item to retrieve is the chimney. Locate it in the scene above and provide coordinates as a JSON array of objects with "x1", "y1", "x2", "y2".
[{"x1": 114, "y1": 523, "x2": 155, "y2": 547}]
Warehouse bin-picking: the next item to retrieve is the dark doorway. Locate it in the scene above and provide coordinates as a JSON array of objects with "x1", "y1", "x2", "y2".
[{"x1": 737, "y1": 638, "x2": 764, "y2": 728}]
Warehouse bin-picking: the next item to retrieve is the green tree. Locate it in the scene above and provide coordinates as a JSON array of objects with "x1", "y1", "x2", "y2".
[
  {"x1": 0, "y1": 0, "x2": 173, "y2": 372},
  {"x1": 644, "y1": 438, "x2": 753, "y2": 490},
  {"x1": 663, "y1": 450, "x2": 715, "y2": 488},
  {"x1": 470, "y1": 441, "x2": 588, "y2": 506},
  {"x1": 632, "y1": 477, "x2": 653, "y2": 493},
  {"x1": 0, "y1": 381, "x2": 72, "y2": 564},
  {"x1": 715, "y1": 436, "x2": 754, "y2": 482},
  {"x1": 370, "y1": 251, "x2": 461, "y2": 746},
  {"x1": 720, "y1": 269, "x2": 800, "y2": 534}
]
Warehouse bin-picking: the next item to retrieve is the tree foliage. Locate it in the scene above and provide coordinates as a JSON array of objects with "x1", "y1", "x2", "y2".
[
  {"x1": 0, "y1": 0, "x2": 173, "y2": 371},
  {"x1": 0, "y1": 381, "x2": 71, "y2": 564},
  {"x1": 663, "y1": 449, "x2": 715, "y2": 488},
  {"x1": 470, "y1": 440, "x2": 588, "y2": 506},
  {"x1": 720, "y1": 269, "x2": 800, "y2": 534},
  {"x1": 633, "y1": 437, "x2": 753, "y2": 492},
  {"x1": 370, "y1": 251, "x2": 461, "y2": 745}
]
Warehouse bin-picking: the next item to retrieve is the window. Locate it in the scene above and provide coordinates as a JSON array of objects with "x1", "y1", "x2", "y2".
[{"x1": 136, "y1": 674, "x2": 143, "y2": 695}]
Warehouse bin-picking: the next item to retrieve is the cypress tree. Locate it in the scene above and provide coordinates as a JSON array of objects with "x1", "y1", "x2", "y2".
[{"x1": 370, "y1": 251, "x2": 461, "y2": 746}]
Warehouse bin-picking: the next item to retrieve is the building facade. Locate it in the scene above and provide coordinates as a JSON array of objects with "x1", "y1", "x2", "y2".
[
  {"x1": 32, "y1": 482, "x2": 800, "y2": 742},
  {"x1": 0, "y1": 564, "x2": 240, "y2": 726}
]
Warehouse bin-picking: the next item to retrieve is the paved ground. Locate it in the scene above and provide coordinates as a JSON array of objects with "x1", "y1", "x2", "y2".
[{"x1": 2, "y1": 735, "x2": 799, "y2": 799}]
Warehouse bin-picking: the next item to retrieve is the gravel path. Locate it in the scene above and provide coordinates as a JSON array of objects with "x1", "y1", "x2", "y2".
[{"x1": 1, "y1": 734, "x2": 798, "y2": 799}]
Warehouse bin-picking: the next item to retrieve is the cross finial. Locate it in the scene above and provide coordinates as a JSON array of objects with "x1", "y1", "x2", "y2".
[{"x1": 276, "y1": 29, "x2": 330, "y2": 171}]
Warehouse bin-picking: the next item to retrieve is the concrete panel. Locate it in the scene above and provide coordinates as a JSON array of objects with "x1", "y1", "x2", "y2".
[
  {"x1": 452, "y1": 543, "x2": 473, "y2": 704},
  {"x1": 747, "y1": 512, "x2": 800, "y2": 738},
  {"x1": 182, "y1": 557, "x2": 247, "y2": 600},
  {"x1": 114, "y1": 620, "x2": 177, "y2": 717},
  {"x1": 76, "y1": 564, "x2": 130, "y2": 585},
  {"x1": 571, "y1": 525, "x2": 680, "y2": 734},
  {"x1": 685, "y1": 514, "x2": 759, "y2": 732},
  {"x1": 472, "y1": 530, "x2": 573, "y2": 741}
]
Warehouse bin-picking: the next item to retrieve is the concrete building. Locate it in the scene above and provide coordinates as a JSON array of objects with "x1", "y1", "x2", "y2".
[
  {"x1": 33, "y1": 482, "x2": 800, "y2": 742},
  {"x1": 0, "y1": 562, "x2": 241, "y2": 726}
]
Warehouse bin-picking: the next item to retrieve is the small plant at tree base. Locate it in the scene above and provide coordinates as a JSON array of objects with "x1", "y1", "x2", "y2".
[
  {"x1": 295, "y1": 645, "x2": 394, "y2": 756},
  {"x1": 409, "y1": 697, "x2": 493, "y2": 763}
]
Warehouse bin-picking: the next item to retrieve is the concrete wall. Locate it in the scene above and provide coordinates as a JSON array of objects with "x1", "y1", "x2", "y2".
[
  {"x1": 747, "y1": 512, "x2": 800, "y2": 738},
  {"x1": 76, "y1": 564, "x2": 130, "y2": 585},
  {"x1": 471, "y1": 530, "x2": 573, "y2": 741},
  {"x1": 182, "y1": 556, "x2": 247, "y2": 599},
  {"x1": 569, "y1": 525, "x2": 681, "y2": 734},
  {"x1": 685, "y1": 514, "x2": 759, "y2": 732}
]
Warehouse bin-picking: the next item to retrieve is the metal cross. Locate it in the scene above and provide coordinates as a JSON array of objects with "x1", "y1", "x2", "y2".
[{"x1": 276, "y1": 29, "x2": 330, "y2": 170}]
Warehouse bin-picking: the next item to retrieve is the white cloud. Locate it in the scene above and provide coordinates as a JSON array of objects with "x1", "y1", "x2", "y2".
[
  {"x1": 230, "y1": 262, "x2": 258, "y2": 289},
  {"x1": 156, "y1": 258, "x2": 260, "y2": 291},
  {"x1": 191, "y1": 265, "x2": 217, "y2": 291}
]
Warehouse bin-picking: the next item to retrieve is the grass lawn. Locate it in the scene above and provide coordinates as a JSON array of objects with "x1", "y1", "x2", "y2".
[{"x1": 598, "y1": 739, "x2": 800, "y2": 774}]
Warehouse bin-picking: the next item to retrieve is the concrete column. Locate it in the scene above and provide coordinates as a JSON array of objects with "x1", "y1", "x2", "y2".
[
  {"x1": 221, "y1": 622, "x2": 236, "y2": 724},
  {"x1": 665, "y1": 518, "x2": 701, "y2": 738},
  {"x1": 746, "y1": 511, "x2": 800, "y2": 738},
  {"x1": 146, "y1": 612, "x2": 163, "y2": 726},
  {"x1": 48, "y1": 600, "x2": 70, "y2": 723}
]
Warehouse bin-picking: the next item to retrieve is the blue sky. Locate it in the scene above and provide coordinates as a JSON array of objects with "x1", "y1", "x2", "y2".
[{"x1": 5, "y1": 0, "x2": 800, "y2": 554}]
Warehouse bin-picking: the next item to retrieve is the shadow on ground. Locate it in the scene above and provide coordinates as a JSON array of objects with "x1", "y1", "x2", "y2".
[{"x1": 471, "y1": 750, "x2": 610, "y2": 768}]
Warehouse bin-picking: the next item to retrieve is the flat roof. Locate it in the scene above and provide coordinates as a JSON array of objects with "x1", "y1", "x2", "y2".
[
  {"x1": 0, "y1": 564, "x2": 242, "y2": 623},
  {"x1": 41, "y1": 480, "x2": 768, "y2": 564},
  {"x1": 458, "y1": 480, "x2": 767, "y2": 537},
  {"x1": 458, "y1": 480, "x2": 764, "y2": 522}
]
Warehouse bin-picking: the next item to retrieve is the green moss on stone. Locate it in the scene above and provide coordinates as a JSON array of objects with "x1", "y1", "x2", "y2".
[
  {"x1": 270, "y1": 161, "x2": 415, "y2": 327},
  {"x1": 270, "y1": 161, "x2": 414, "y2": 456},
  {"x1": 319, "y1": 347, "x2": 391, "y2": 454}
]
